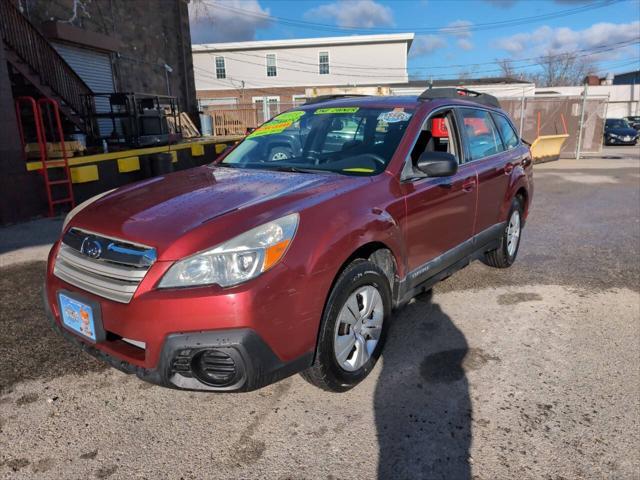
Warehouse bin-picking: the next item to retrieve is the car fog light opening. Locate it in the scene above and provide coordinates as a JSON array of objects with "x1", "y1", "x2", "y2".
[{"x1": 192, "y1": 349, "x2": 239, "y2": 387}]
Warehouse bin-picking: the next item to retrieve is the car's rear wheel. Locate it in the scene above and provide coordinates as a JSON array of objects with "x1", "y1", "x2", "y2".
[
  {"x1": 482, "y1": 196, "x2": 523, "y2": 268},
  {"x1": 300, "y1": 259, "x2": 391, "y2": 392}
]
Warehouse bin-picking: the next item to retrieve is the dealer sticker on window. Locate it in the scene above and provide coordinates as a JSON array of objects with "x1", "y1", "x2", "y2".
[
  {"x1": 315, "y1": 107, "x2": 359, "y2": 114},
  {"x1": 247, "y1": 110, "x2": 306, "y2": 138},
  {"x1": 378, "y1": 109, "x2": 412, "y2": 123}
]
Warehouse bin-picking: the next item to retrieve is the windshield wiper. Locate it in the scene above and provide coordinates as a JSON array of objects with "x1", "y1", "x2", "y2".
[{"x1": 266, "y1": 165, "x2": 330, "y2": 174}]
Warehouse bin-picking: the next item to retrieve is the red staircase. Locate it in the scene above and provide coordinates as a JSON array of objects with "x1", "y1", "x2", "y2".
[{"x1": 15, "y1": 97, "x2": 75, "y2": 216}]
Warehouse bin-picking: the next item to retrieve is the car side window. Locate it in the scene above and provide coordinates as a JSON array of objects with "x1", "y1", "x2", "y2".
[
  {"x1": 492, "y1": 113, "x2": 519, "y2": 150},
  {"x1": 409, "y1": 110, "x2": 459, "y2": 163},
  {"x1": 459, "y1": 108, "x2": 504, "y2": 161}
]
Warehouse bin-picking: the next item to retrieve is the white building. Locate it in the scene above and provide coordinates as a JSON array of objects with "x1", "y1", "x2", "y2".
[{"x1": 192, "y1": 33, "x2": 414, "y2": 108}]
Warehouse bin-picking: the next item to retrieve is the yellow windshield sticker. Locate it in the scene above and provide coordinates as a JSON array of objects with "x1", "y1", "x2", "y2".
[
  {"x1": 273, "y1": 110, "x2": 306, "y2": 122},
  {"x1": 343, "y1": 167, "x2": 374, "y2": 173},
  {"x1": 247, "y1": 120, "x2": 293, "y2": 138},
  {"x1": 247, "y1": 110, "x2": 306, "y2": 138},
  {"x1": 315, "y1": 107, "x2": 359, "y2": 115}
]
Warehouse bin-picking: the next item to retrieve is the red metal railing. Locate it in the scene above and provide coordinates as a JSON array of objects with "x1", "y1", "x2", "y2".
[{"x1": 0, "y1": 0, "x2": 92, "y2": 116}]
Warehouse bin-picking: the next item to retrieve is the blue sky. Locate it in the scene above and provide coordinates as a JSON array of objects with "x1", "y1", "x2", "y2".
[{"x1": 189, "y1": 0, "x2": 640, "y2": 79}]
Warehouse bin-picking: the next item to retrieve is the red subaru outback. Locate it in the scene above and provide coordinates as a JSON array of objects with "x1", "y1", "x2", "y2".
[{"x1": 44, "y1": 89, "x2": 533, "y2": 392}]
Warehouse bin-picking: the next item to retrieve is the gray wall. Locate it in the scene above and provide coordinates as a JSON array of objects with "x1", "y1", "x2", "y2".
[{"x1": 18, "y1": 0, "x2": 198, "y2": 117}]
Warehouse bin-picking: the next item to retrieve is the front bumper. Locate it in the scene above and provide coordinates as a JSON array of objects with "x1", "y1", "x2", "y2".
[
  {"x1": 43, "y1": 288, "x2": 312, "y2": 391},
  {"x1": 605, "y1": 135, "x2": 637, "y2": 145}
]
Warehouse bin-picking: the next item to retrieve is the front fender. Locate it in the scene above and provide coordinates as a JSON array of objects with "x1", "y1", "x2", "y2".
[{"x1": 502, "y1": 154, "x2": 533, "y2": 221}]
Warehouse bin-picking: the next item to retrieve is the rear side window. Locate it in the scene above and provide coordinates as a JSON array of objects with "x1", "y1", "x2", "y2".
[
  {"x1": 459, "y1": 108, "x2": 504, "y2": 161},
  {"x1": 492, "y1": 113, "x2": 519, "y2": 150}
]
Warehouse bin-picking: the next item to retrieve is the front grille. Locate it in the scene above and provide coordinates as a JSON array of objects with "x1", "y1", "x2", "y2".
[{"x1": 53, "y1": 228, "x2": 156, "y2": 303}]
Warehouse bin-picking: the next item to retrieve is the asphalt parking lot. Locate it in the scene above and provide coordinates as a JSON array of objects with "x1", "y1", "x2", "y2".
[{"x1": 0, "y1": 146, "x2": 638, "y2": 480}]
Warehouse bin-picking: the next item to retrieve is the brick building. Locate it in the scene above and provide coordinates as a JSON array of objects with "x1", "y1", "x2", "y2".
[{"x1": 0, "y1": 0, "x2": 198, "y2": 224}]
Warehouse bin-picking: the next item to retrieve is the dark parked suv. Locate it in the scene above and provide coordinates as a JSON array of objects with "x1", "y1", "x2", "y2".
[{"x1": 44, "y1": 88, "x2": 533, "y2": 392}]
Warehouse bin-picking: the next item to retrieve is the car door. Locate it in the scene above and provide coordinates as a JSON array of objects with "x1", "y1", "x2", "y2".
[
  {"x1": 456, "y1": 107, "x2": 510, "y2": 237},
  {"x1": 399, "y1": 108, "x2": 478, "y2": 287}
]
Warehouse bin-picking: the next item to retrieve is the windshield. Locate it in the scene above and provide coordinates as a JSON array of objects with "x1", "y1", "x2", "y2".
[
  {"x1": 606, "y1": 119, "x2": 630, "y2": 129},
  {"x1": 220, "y1": 106, "x2": 414, "y2": 175}
]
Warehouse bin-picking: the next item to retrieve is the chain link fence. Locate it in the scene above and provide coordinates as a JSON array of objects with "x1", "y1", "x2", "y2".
[
  {"x1": 203, "y1": 95, "x2": 608, "y2": 158},
  {"x1": 500, "y1": 95, "x2": 608, "y2": 158}
]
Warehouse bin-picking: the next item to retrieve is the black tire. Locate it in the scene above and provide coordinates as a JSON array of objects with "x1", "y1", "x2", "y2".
[
  {"x1": 300, "y1": 259, "x2": 392, "y2": 392},
  {"x1": 482, "y1": 196, "x2": 524, "y2": 269},
  {"x1": 268, "y1": 145, "x2": 293, "y2": 161}
]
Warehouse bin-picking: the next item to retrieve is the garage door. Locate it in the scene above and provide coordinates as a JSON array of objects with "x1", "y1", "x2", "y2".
[{"x1": 52, "y1": 43, "x2": 115, "y2": 137}]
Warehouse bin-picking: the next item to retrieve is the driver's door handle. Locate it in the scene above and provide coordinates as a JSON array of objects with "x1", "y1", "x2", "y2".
[{"x1": 462, "y1": 178, "x2": 476, "y2": 192}]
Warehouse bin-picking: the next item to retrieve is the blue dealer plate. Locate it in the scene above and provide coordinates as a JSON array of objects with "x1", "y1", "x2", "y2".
[{"x1": 59, "y1": 293, "x2": 97, "y2": 341}]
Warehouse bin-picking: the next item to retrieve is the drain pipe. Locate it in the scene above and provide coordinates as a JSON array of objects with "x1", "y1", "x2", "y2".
[{"x1": 575, "y1": 81, "x2": 588, "y2": 160}]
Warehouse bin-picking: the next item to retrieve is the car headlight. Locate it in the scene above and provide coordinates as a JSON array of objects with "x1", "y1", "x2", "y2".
[
  {"x1": 158, "y1": 213, "x2": 299, "y2": 288},
  {"x1": 608, "y1": 133, "x2": 619, "y2": 138},
  {"x1": 62, "y1": 189, "x2": 116, "y2": 232}
]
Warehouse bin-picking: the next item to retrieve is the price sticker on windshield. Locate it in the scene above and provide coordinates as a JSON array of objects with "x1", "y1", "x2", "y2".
[{"x1": 247, "y1": 120, "x2": 294, "y2": 138}]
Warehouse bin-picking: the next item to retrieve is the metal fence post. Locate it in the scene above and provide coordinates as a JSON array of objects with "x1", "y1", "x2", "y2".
[
  {"x1": 519, "y1": 87, "x2": 526, "y2": 135},
  {"x1": 576, "y1": 82, "x2": 589, "y2": 160}
]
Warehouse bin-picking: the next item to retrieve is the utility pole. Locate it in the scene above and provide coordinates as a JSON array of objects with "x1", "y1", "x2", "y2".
[{"x1": 576, "y1": 81, "x2": 589, "y2": 160}]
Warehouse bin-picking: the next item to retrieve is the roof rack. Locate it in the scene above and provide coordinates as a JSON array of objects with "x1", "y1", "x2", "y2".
[
  {"x1": 303, "y1": 94, "x2": 370, "y2": 105},
  {"x1": 418, "y1": 87, "x2": 500, "y2": 108}
]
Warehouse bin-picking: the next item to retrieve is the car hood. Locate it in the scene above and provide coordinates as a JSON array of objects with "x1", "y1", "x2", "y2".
[
  {"x1": 606, "y1": 127, "x2": 638, "y2": 136},
  {"x1": 71, "y1": 165, "x2": 359, "y2": 255}
]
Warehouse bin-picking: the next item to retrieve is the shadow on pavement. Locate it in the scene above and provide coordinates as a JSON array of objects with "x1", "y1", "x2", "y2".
[
  {"x1": 0, "y1": 217, "x2": 62, "y2": 255},
  {"x1": 375, "y1": 291, "x2": 472, "y2": 479},
  {"x1": 0, "y1": 261, "x2": 107, "y2": 394}
]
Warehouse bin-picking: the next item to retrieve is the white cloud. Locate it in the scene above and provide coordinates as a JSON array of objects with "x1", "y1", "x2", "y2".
[
  {"x1": 441, "y1": 20, "x2": 473, "y2": 39},
  {"x1": 189, "y1": 0, "x2": 272, "y2": 43},
  {"x1": 410, "y1": 35, "x2": 447, "y2": 57},
  {"x1": 457, "y1": 38, "x2": 474, "y2": 51},
  {"x1": 305, "y1": 0, "x2": 394, "y2": 28},
  {"x1": 484, "y1": 0, "x2": 593, "y2": 5},
  {"x1": 494, "y1": 21, "x2": 640, "y2": 60},
  {"x1": 482, "y1": 0, "x2": 517, "y2": 7}
]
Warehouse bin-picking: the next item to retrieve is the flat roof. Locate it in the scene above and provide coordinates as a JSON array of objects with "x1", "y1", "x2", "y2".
[
  {"x1": 402, "y1": 77, "x2": 534, "y2": 87},
  {"x1": 192, "y1": 33, "x2": 414, "y2": 52}
]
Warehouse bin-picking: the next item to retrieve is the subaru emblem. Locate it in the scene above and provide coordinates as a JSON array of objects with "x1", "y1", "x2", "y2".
[{"x1": 80, "y1": 237, "x2": 102, "y2": 259}]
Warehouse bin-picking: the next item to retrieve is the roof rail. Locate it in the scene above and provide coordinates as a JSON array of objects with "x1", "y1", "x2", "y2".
[
  {"x1": 303, "y1": 94, "x2": 370, "y2": 105},
  {"x1": 418, "y1": 87, "x2": 500, "y2": 108}
]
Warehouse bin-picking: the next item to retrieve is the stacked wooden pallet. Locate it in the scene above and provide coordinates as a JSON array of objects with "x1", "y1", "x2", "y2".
[{"x1": 179, "y1": 112, "x2": 200, "y2": 138}]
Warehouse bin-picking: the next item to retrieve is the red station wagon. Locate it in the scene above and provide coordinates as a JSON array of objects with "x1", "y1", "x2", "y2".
[{"x1": 44, "y1": 88, "x2": 533, "y2": 392}]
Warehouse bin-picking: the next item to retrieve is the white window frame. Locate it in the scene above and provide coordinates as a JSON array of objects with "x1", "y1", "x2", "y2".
[
  {"x1": 266, "y1": 53, "x2": 277, "y2": 77},
  {"x1": 319, "y1": 51, "x2": 330, "y2": 75},
  {"x1": 214, "y1": 56, "x2": 226, "y2": 79}
]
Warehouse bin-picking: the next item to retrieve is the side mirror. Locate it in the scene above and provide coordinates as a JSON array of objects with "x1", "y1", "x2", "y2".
[{"x1": 416, "y1": 151, "x2": 458, "y2": 177}]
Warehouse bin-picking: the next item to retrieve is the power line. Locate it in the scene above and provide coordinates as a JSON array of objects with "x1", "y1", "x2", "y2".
[
  {"x1": 193, "y1": 38, "x2": 639, "y2": 81},
  {"x1": 201, "y1": 0, "x2": 623, "y2": 35},
  {"x1": 203, "y1": 37, "x2": 639, "y2": 73}
]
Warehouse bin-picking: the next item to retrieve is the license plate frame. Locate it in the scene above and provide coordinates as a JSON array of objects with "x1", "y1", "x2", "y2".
[{"x1": 57, "y1": 291, "x2": 105, "y2": 343}]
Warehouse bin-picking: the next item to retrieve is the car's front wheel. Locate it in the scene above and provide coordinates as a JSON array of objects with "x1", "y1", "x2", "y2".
[
  {"x1": 300, "y1": 259, "x2": 391, "y2": 392},
  {"x1": 482, "y1": 196, "x2": 524, "y2": 268}
]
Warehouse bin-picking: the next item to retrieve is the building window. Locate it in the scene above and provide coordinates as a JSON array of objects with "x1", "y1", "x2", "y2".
[
  {"x1": 266, "y1": 53, "x2": 277, "y2": 77},
  {"x1": 215, "y1": 56, "x2": 226, "y2": 79},
  {"x1": 319, "y1": 51, "x2": 329, "y2": 75}
]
